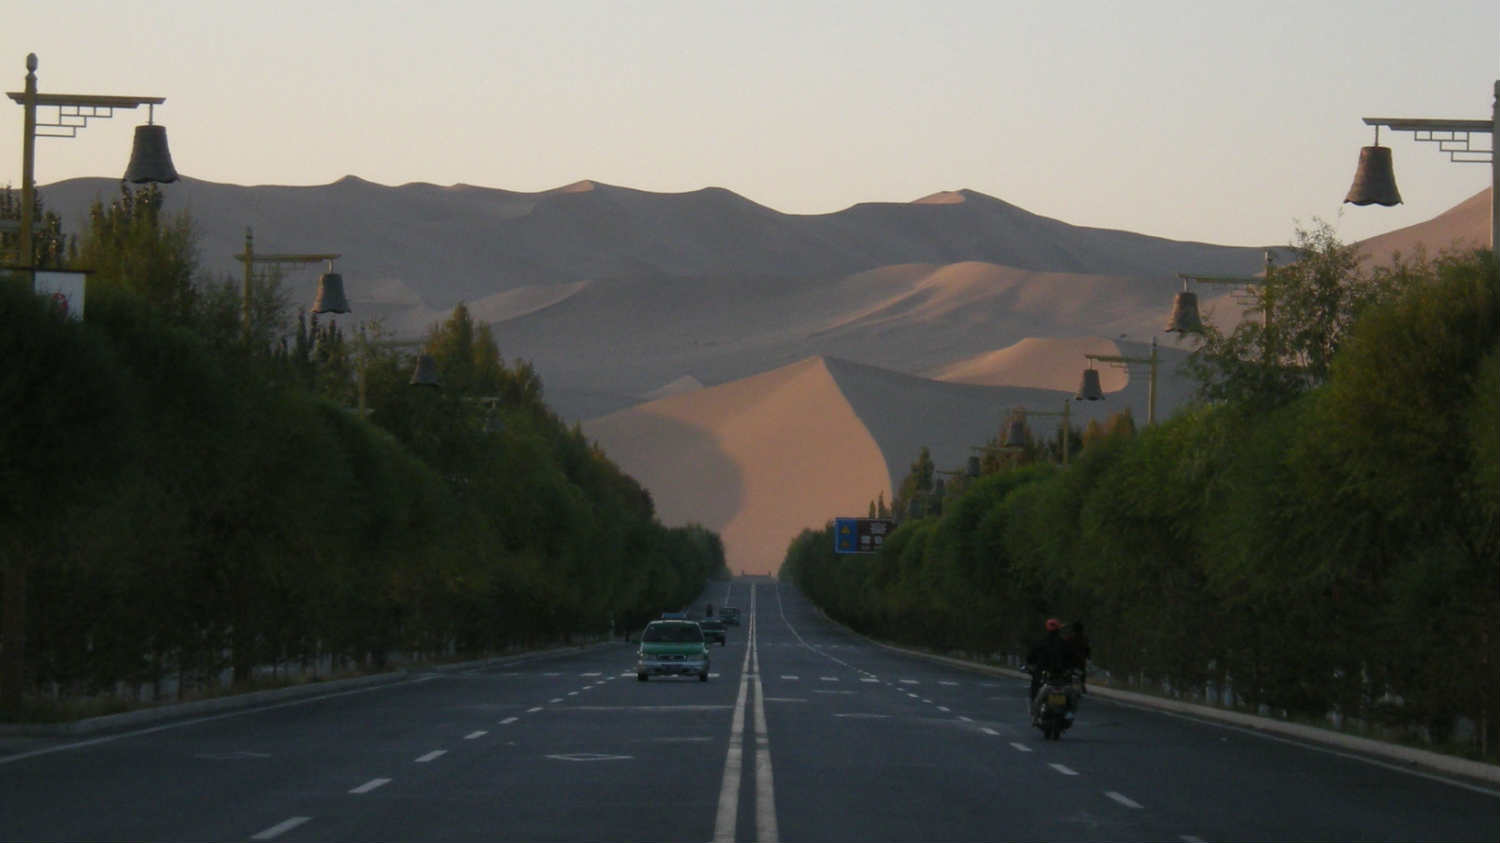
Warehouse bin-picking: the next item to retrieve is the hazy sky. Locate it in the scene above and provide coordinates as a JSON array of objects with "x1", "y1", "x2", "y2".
[{"x1": 3, "y1": 1, "x2": 1496, "y2": 248}]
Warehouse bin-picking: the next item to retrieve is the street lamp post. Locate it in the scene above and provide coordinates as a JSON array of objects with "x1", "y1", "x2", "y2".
[
  {"x1": 4, "y1": 52, "x2": 175, "y2": 710},
  {"x1": 1345, "y1": 80, "x2": 1498, "y2": 251},
  {"x1": 1003, "y1": 403, "x2": 1074, "y2": 465},
  {"x1": 1082, "y1": 337, "x2": 1159, "y2": 425},
  {"x1": 233, "y1": 227, "x2": 344, "y2": 339},
  {"x1": 7, "y1": 53, "x2": 175, "y2": 272},
  {"x1": 1168, "y1": 251, "x2": 1277, "y2": 335}
]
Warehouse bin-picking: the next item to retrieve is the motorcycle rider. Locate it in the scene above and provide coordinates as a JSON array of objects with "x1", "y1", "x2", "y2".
[{"x1": 1025, "y1": 618, "x2": 1075, "y2": 719}]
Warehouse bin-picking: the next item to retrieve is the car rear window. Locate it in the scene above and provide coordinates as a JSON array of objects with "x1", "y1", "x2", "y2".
[{"x1": 643, "y1": 622, "x2": 704, "y2": 643}]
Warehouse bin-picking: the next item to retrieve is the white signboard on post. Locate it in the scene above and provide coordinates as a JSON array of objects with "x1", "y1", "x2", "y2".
[{"x1": 33, "y1": 270, "x2": 87, "y2": 321}]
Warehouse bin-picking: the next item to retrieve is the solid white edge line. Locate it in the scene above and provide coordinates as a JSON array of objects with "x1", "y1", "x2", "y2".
[
  {"x1": 349, "y1": 777, "x2": 391, "y2": 794},
  {"x1": 1104, "y1": 698, "x2": 1500, "y2": 799},
  {"x1": 251, "y1": 816, "x2": 311, "y2": 840},
  {"x1": 0, "y1": 678, "x2": 423, "y2": 767},
  {"x1": 1105, "y1": 791, "x2": 1143, "y2": 809}
]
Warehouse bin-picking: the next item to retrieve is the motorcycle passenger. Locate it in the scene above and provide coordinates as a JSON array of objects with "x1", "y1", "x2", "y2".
[
  {"x1": 1026, "y1": 618, "x2": 1075, "y2": 718},
  {"x1": 1062, "y1": 620, "x2": 1091, "y2": 693}
]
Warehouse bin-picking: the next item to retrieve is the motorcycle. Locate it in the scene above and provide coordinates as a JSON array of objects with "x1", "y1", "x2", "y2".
[{"x1": 1029, "y1": 667, "x2": 1081, "y2": 741}]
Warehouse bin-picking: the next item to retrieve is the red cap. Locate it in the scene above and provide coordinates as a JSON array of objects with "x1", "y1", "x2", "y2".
[{"x1": 1045, "y1": 618, "x2": 1062, "y2": 631}]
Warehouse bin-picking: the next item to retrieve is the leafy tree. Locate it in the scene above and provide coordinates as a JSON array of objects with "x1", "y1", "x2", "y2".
[
  {"x1": 0, "y1": 187, "x2": 69, "y2": 268},
  {"x1": 892, "y1": 446, "x2": 936, "y2": 520},
  {"x1": 1188, "y1": 221, "x2": 1401, "y2": 408},
  {"x1": 74, "y1": 184, "x2": 200, "y2": 319}
]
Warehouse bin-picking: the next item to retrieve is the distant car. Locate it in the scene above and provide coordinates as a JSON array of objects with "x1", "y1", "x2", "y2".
[
  {"x1": 637, "y1": 620, "x2": 710, "y2": 681},
  {"x1": 719, "y1": 607, "x2": 741, "y2": 626},
  {"x1": 660, "y1": 610, "x2": 688, "y2": 619},
  {"x1": 698, "y1": 617, "x2": 727, "y2": 646}
]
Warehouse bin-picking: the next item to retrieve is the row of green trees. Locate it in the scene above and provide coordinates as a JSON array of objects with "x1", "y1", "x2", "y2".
[
  {"x1": 2, "y1": 186, "x2": 726, "y2": 711},
  {"x1": 785, "y1": 233, "x2": 1498, "y2": 760}
]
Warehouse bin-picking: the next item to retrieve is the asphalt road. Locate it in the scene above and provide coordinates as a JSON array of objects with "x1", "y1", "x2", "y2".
[{"x1": 0, "y1": 578, "x2": 1495, "y2": 842}]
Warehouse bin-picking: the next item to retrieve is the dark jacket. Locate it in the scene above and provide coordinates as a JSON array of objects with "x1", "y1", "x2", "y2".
[{"x1": 1027, "y1": 630, "x2": 1074, "y2": 675}]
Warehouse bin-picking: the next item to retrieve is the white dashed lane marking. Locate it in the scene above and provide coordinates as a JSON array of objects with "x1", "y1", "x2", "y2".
[
  {"x1": 938, "y1": 680, "x2": 958, "y2": 686},
  {"x1": 937, "y1": 706, "x2": 950, "y2": 712},
  {"x1": 252, "y1": 817, "x2": 311, "y2": 840},
  {"x1": 581, "y1": 672, "x2": 602, "y2": 677},
  {"x1": 819, "y1": 676, "x2": 839, "y2": 682},
  {"x1": 1106, "y1": 791, "x2": 1143, "y2": 809},
  {"x1": 1050, "y1": 763, "x2": 1079, "y2": 776},
  {"x1": 415, "y1": 750, "x2": 447, "y2": 763},
  {"x1": 958, "y1": 716, "x2": 973, "y2": 722},
  {"x1": 981, "y1": 727, "x2": 1000, "y2": 736},
  {"x1": 500, "y1": 717, "x2": 519, "y2": 725},
  {"x1": 780, "y1": 675, "x2": 799, "y2": 680},
  {"x1": 1010, "y1": 742, "x2": 1032, "y2": 753},
  {"x1": 349, "y1": 778, "x2": 391, "y2": 794},
  {"x1": 527, "y1": 706, "x2": 543, "y2": 713},
  {"x1": 899, "y1": 679, "x2": 920, "y2": 685},
  {"x1": 550, "y1": 698, "x2": 564, "y2": 703},
  {"x1": 464, "y1": 730, "x2": 487, "y2": 740}
]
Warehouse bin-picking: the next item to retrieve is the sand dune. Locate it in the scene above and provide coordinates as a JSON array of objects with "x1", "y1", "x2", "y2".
[
  {"x1": 586, "y1": 358, "x2": 891, "y2": 575},
  {"x1": 1356, "y1": 187, "x2": 1490, "y2": 266},
  {"x1": 584, "y1": 348, "x2": 1190, "y2": 575},
  {"x1": 928, "y1": 337, "x2": 1130, "y2": 392},
  {"x1": 35, "y1": 174, "x2": 1485, "y2": 575}
]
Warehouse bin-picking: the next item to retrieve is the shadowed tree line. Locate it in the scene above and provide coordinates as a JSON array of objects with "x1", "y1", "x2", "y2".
[
  {"x1": 1, "y1": 186, "x2": 726, "y2": 714},
  {"x1": 786, "y1": 231, "x2": 1498, "y2": 761}
]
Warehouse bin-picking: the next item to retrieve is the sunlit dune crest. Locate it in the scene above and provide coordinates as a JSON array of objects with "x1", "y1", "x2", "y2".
[
  {"x1": 642, "y1": 375, "x2": 706, "y2": 401},
  {"x1": 911, "y1": 189, "x2": 968, "y2": 205},
  {"x1": 1356, "y1": 187, "x2": 1490, "y2": 266},
  {"x1": 552, "y1": 179, "x2": 600, "y2": 194},
  {"x1": 929, "y1": 336, "x2": 1130, "y2": 393}
]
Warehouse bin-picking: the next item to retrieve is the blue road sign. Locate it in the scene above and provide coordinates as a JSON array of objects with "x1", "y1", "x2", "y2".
[{"x1": 834, "y1": 517, "x2": 895, "y2": 554}]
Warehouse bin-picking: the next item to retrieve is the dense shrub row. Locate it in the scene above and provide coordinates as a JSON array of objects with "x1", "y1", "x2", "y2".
[
  {"x1": 1, "y1": 187, "x2": 725, "y2": 710},
  {"x1": 785, "y1": 249, "x2": 1498, "y2": 760}
]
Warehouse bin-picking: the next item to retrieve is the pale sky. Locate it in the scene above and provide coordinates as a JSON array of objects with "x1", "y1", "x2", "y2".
[{"x1": 4, "y1": 0, "x2": 1496, "y2": 248}]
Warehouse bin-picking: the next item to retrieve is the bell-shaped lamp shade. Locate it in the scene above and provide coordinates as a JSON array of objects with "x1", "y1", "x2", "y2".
[
  {"x1": 1165, "y1": 290, "x2": 1205, "y2": 334},
  {"x1": 311, "y1": 271, "x2": 350, "y2": 314},
  {"x1": 1344, "y1": 145, "x2": 1402, "y2": 207},
  {"x1": 1076, "y1": 368, "x2": 1104, "y2": 401},
  {"x1": 1002, "y1": 416, "x2": 1028, "y2": 448},
  {"x1": 123, "y1": 124, "x2": 179, "y2": 184},
  {"x1": 410, "y1": 353, "x2": 440, "y2": 387}
]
